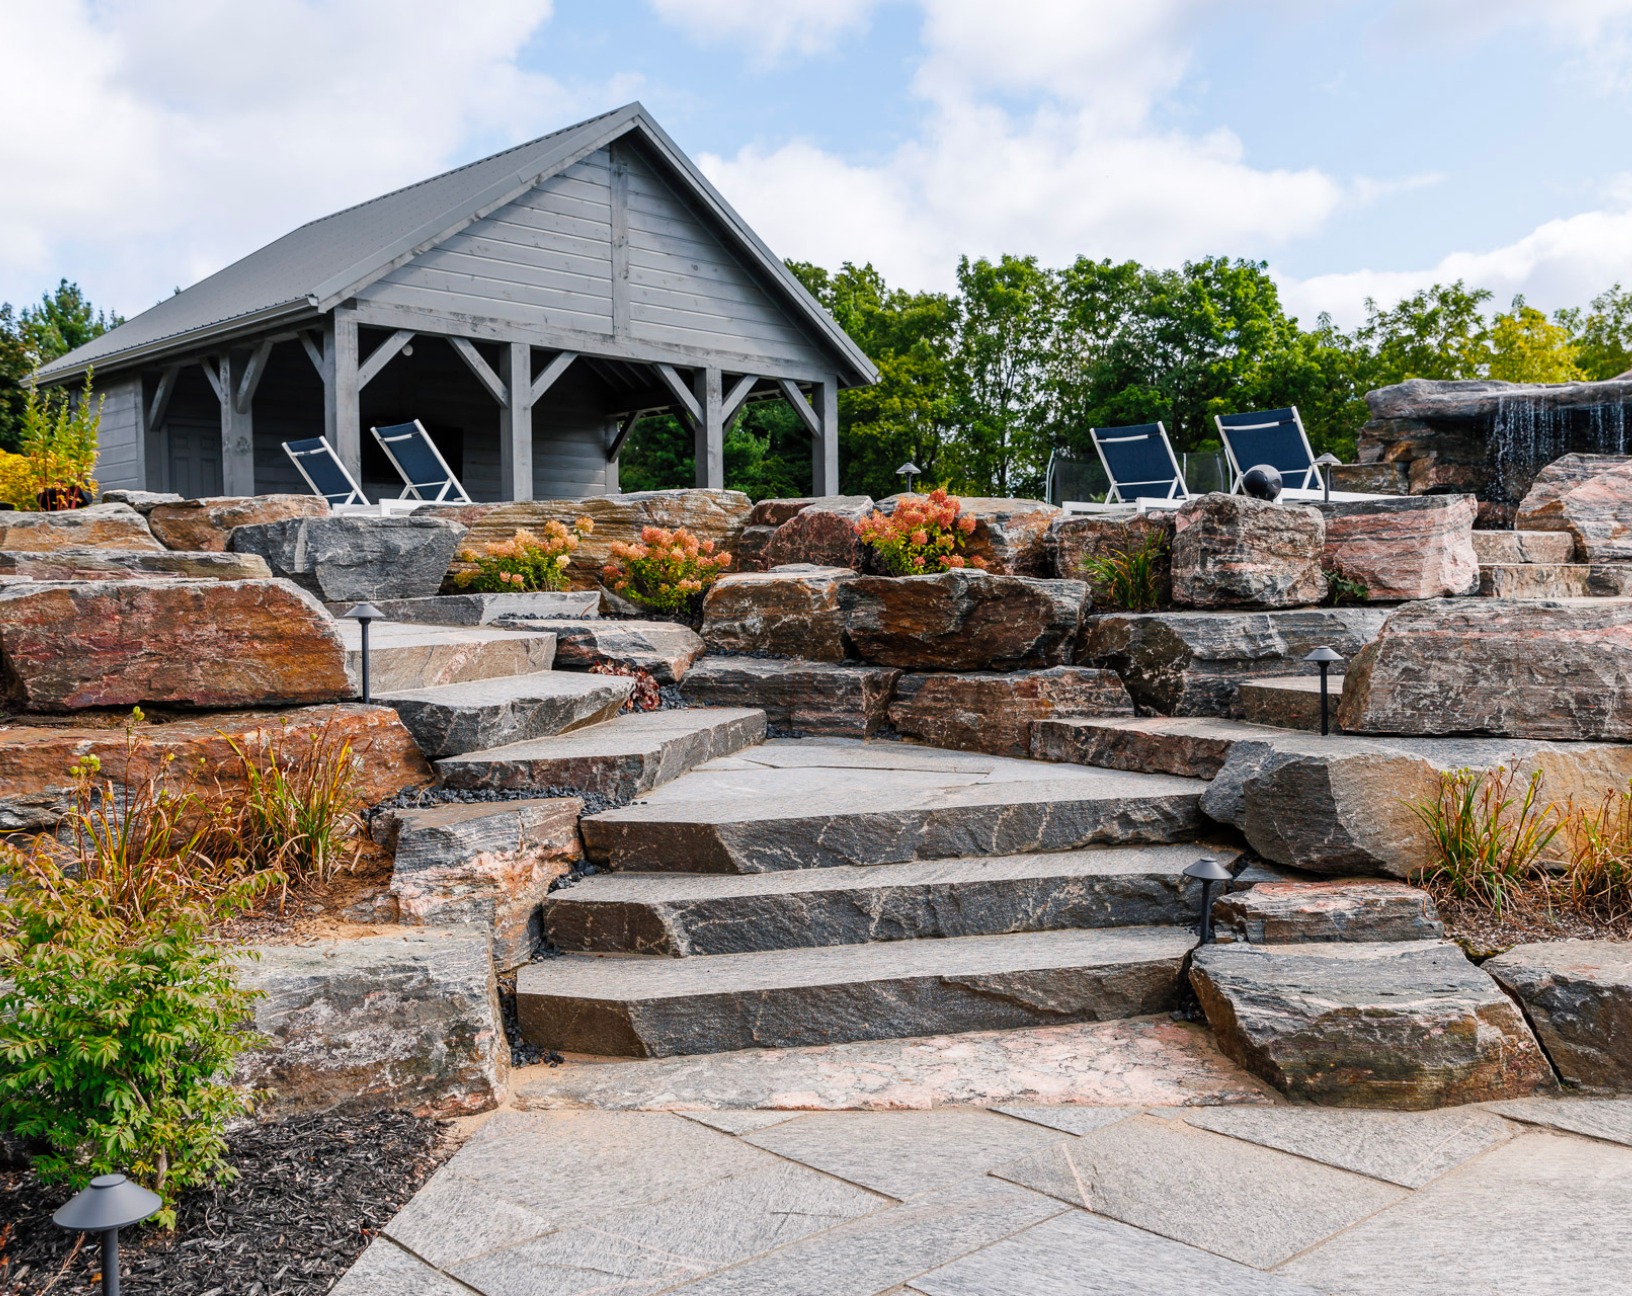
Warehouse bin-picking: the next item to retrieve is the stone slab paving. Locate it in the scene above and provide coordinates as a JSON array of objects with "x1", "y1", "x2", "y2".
[
  {"x1": 334, "y1": 619, "x2": 556, "y2": 692},
  {"x1": 515, "y1": 1016, "x2": 1277, "y2": 1111},
  {"x1": 1487, "y1": 1095, "x2": 1632, "y2": 1146},
  {"x1": 338, "y1": 1098, "x2": 1632, "y2": 1294}
]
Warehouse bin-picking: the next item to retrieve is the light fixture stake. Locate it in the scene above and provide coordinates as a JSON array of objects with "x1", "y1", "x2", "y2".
[
  {"x1": 1303, "y1": 645, "x2": 1344, "y2": 736},
  {"x1": 52, "y1": 1174, "x2": 162, "y2": 1296},
  {"x1": 343, "y1": 602, "x2": 386, "y2": 703},
  {"x1": 1183, "y1": 855, "x2": 1234, "y2": 943}
]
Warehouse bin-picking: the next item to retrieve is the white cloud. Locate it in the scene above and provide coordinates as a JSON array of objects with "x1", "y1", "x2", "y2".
[
  {"x1": 645, "y1": 0, "x2": 877, "y2": 64},
  {"x1": 1280, "y1": 205, "x2": 1632, "y2": 328},
  {"x1": 699, "y1": 0, "x2": 1340, "y2": 291},
  {"x1": 1382, "y1": 0, "x2": 1632, "y2": 91},
  {"x1": 0, "y1": 0, "x2": 620, "y2": 315}
]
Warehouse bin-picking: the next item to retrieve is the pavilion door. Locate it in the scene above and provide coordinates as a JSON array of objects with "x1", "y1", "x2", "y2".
[{"x1": 166, "y1": 419, "x2": 224, "y2": 497}]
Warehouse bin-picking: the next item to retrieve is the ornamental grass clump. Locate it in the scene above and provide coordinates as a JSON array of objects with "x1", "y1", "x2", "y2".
[
  {"x1": 856, "y1": 488, "x2": 985, "y2": 575},
  {"x1": 454, "y1": 518, "x2": 593, "y2": 592},
  {"x1": 1409, "y1": 766, "x2": 1560, "y2": 914},
  {"x1": 1557, "y1": 781, "x2": 1632, "y2": 921},
  {"x1": 0, "y1": 714, "x2": 271, "y2": 1224},
  {"x1": 1078, "y1": 528, "x2": 1170, "y2": 611},
  {"x1": 601, "y1": 525, "x2": 731, "y2": 612}
]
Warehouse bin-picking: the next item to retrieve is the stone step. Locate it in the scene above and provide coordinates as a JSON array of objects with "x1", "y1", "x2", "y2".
[
  {"x1": 1237, "y1": 675, "x2": 1344, "y2": 732},
  {"x1": 437, "y1": 707, "x2": 767, "y2": 800},
  {"x1": 516, "y1": 925, "x2": 1196, "y2": 1057},
  {"x1": 1032, "y1": 714, "x2": 1289, "y2": 778},
  {"x1": 379, "y1": 672, "x2": 633, "y2": 759},
  {"x1": 360, "y1": 590, "x2": 599, "y2": 624},
  {"x1": 1470, "y1": 530, "x2": 1576, "y2": 565},
  {"x1": 579, "y1": 739, "x2": 1208, "y2": 873},
  {"x1": 544, "y1": 843, "x2": 1237, "y2": 955},
  {"x1": 1478, "y1": 563, "x2": 1593, "y2": 599},
  {"x1": 492, "y1": 617, "x2": 703, "y2": 683},
  {"x1": 335, "y1": 620, "x2": 556, "y2": 693}
]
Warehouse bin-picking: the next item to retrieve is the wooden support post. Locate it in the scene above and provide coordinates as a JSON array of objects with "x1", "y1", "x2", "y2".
[
  {"x1": 499, "y1": 342, "x2": 534, "y2": 502},
  {"x1": 605, "y1": 417, "x2": 623, "y2": 492},
  {"x1": 331, "y1": 314, "x2": 361, "y2": 482},
  {"x1": 813, "y1": 375, "x2": 840, "y2": 496},
  {"x1": 694, "y1": 366, "x2": 724, "y2": 489},
  {"x1": 219, "y1": 350, "x2": 257, "y2": 495}
]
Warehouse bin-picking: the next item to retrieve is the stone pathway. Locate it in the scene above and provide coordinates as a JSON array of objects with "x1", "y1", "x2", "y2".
[{"x1": 334, "y1": 1095, "x2": 1632, "y2": 1295}]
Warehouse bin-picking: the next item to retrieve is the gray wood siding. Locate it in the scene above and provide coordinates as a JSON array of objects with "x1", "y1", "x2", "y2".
[
  {"x1": 532, "y1": 366, "x2": 611, "y2": 498},
  {"x1": 361, "y1": 152, "x2": 616, "y2": 336},
  {"x1": 92, "y1": 374, "x2": 144, "y2": 491}
]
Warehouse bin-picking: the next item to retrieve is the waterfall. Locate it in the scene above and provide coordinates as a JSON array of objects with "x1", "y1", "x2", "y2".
[{"x1": 1488, "y1": 394, "x2": 1632, "y2": 502}]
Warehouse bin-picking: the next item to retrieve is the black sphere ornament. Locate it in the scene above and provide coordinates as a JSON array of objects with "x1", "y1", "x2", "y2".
[{"x1": 1240, "y1": 464, "x2": 1283, "y2": 501}]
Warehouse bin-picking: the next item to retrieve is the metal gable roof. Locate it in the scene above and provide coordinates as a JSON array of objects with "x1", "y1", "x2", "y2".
[{"x1": 37, "y1": 104, "x2": 876, "y2": 387}]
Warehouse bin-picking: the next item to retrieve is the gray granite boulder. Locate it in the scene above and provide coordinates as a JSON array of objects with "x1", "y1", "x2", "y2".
[
  {"x1": 380, "y1": 672, "x2": 632, "y2": 759},
  {"x1": 1212, "y1": 879, "x2": 1444, "y2": 945},
  {"x1": 508, "y1": 617, "x2": 703, "y2": 683},
  {"x1": 680, "y1": 656, "x2": 899, "y2": 737},
  {"x1": 843, "y1": 570, "x2": 1086, "y2": 671},
  {"x1": 1171, "y1": 493, "x2": 1327, "y2": 609},
  {"x1": 1190, "y1": 940, "x2": 1556, "y2": 1107},
  {"x1": 0, "y1": 547, "x2": 271, "y2": 581},
  {"x1": 230, "y1": 514, "x2": 467, "y2": 601},
  {"x1": 1485, "y1": 940, "x2": 1632, "y2": 1092},
  {"x1": 235, "y1": 928, "x2": 509, "y2": 1117},
  {"x1": 378, "y1": 798, "x2": 584, "y2": 970}
]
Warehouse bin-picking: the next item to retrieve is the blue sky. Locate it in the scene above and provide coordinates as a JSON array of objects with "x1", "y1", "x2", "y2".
[{"x1": 5, "y1": 1, "x2": 1632, "y2": 329}]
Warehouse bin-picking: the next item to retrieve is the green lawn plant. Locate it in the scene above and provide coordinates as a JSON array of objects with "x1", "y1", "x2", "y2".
[
  {"x1": 1409, "y1": 766, "x2": 1560, "y2": 913},
  {"x1": 0, "y1": 712, "x2": 272, "y2": 1224}
]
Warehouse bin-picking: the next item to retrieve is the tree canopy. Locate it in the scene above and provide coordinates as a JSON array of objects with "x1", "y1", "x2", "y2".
[{"x1": 0, "y1": 280, "x2": 124, "y2": 452}]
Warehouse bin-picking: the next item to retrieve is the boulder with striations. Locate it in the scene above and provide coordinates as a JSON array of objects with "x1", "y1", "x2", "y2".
[
  {"x1": 1514, "y1": 456, "x2": 1632, "y2": 564},
  {"x1": 1484, "y1": 940, "x2": 1632, "y2": 1092},
  {"x1": 147, "y1": 495, "x2": 329, "y2": 552},
  {"x1": 701, "y1": 565, "x2": 855, "y2": 662},
  {"x1": 0, "y1": 547, "x2": 271, "y2": 582},
  {"x1": 1316, "y1": 494, "x2": 1480, "y2": 600},
  {"x1": 0, "y1": 503, "x2": 163, "y2": 552},
  {"x1": 229, "y1": 514, "x2": 467, "y2": 602},
  {"x1": 887, "y1": 666, "x2": 1133, "y2": 758},
  {"x1": 680, "y1": 656, "x2": 900, "y2": 737},
  {"x1": 1046, "y1": 510, "x2": 1175, "y2": 586},
  {"x1": 761, "y1": 497, "x2": 873, "y2": 570},
  {"x1": 1171, "y1": 493, "x2": 1327, "y2": 609},
  {"x1": 843, "y1": 570, "x2": 1087, "y2": 670},
  {"x1": 1212, "y1": 879, "x2": 1445, "y2": 945}
]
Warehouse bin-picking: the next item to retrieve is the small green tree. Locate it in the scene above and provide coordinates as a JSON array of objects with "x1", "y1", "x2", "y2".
[
  {"x1": 17, "y1": 369, "x2": 101, "y2": 507},
  {"x1": 1560, "y1": 284, "x2": 1632, "y2": 381}
]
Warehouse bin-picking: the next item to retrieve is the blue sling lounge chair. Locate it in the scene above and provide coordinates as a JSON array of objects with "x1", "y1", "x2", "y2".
[{"x1": 371, "y1": 420, "x2": 473, "y2": 504}]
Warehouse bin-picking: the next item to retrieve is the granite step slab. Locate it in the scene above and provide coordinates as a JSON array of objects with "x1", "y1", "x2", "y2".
[
  {"x1": 1479, "y1": 562, "x2": 1593, "y2": 598},
  {"x1": 361, "y1": 590, "x2": 600, "y2": 624},
  {"x1": 1032, "y1": 714, "x2": 1294, "y2": 778},
  {"x1": 335, "y1": 620, "x2": 556, "y2": 693},
  {"x1": 579, "y1": 740, "x2": 1208, "y2": 873},
  {"x1": 1470, "y1": 530, "x2": 1576, "y2": 565},
  {"x1": 1237, "y1": 675, "x2": 1344, "y2": 733},
  {"x1": 544, "y1": 843, "x2": 1240, "y2": 955},
  {"x1": 516, "y1": 925, "x2": 1196, "y2": 1056},
  {"x1": 379, "y1": 672, "x2": 633, "y2": 758},
  {"x1": 437, "y1": 707, "x2": 767, "y2": 800},
  {"x1": 491, "y1": 617, "x2": 703, "y2": 682}
]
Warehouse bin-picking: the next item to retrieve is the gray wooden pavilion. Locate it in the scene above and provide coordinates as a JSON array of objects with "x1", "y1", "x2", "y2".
[{"x1": 36, "y1": 103, "x2": 875, "y2": 503}]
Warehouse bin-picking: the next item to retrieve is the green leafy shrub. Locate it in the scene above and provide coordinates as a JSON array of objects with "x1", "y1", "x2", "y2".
[
  {"x1": 453, "y1": 519, "x2": 593, "y2": 592},
  {"x1": 602, "y1": 525, "x2": 732, "y2": 612},
  {"x1": 1078, "y1": 528, "x2": 1170, "y2": 611},
  {"x1": 16, "y1": 370, "x2": 101, "y2": 510},
  {"x1": 856, "y1": 488, "x2": 986, "y2": 575},
  {"x1": 0, "y1": 717, "x2": 271, "y2": 1223},
  {"x1": 1322, "y1": 563, "x2": 1370, "y2": 606},
  {"x1": 1409, "y1": 766, "x2": 1560, "y2": 913}
]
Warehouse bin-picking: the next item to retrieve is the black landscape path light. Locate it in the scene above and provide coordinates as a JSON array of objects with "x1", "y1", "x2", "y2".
[
  {"x1": 1314, "y1": 453, "x2": 1343, "y2": 503},
  {"x1": 53, "y1": 1173, "x2": 161, "y2": 1296},
  {"x1": 1184, "y1": 855, "x2": 1233, "y2": 944},
  {"x1": 1304, "y1": 645, "x2": 1344, "y2": 735},
  {"x1": 344, "y1": 601, "x2": 385, "y2": 703},
  {"x1": 896, "y1": 461, "x2": 921, "y2": 494}
]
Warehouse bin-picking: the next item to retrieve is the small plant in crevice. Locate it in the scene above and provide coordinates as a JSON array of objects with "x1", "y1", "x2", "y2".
[
  {"x1": 588, "y1": 660, "x2": 662, "y2": 712},
  {"x1": 1408, "y1": 766, "x2": 1560, "y2": 913},
  {"x1": 1322, "y1": 562, "x2": 1370, "y2": 606},
  {"x1": 1078, "y1": 527, "x2": 1170, "y2": 611},
  {"x1": 856, "y1": 487, "x2": 985, "y2": 575},
  {"x1": 1556, "y1": 779, "x2": 1632, "y2": 922}
]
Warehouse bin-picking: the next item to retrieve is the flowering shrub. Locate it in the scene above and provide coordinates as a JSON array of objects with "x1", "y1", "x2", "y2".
[
  {"x1": 856, "y1": 488, "x2": 986, "y2": 575},
  {"x1": 602, "y1": 525, "x2": 731, "y2": 611},
  {"x1": 455, "y1": 518, "x2": 593, "y2": 592}
]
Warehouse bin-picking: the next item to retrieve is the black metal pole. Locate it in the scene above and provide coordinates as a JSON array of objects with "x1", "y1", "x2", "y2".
[
  {"x1": 1318, "y1": 663, "x2": 1330, "y2": 736},
  {"x1": 1199, "y1": 878, "x2": 1215, "y2": 943},
  {"x1": 359, "y1": 618, "x2": 371, "y2": 704},
  {"x1": 102, "y1": 1229, "x2": 120, "y2": 1296}
]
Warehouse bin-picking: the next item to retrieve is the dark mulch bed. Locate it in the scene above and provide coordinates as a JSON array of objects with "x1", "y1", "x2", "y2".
[
  {"x1": 1428, "y1": 879, "x2": 1632, "y2": 960},
  {"x1": 0, "y1": 1111, "x2": 453, "y2": 1296}
]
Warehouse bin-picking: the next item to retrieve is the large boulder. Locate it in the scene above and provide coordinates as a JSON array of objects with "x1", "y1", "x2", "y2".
[
  {"x1": 99, "y1": 489, "x2": 184, "y2": 514},
  {"x1": 235, "y1": 927, "x2": 509, "y2": 1118},
  {"x1": 429, "y1": 489, "x2": 751, "y2": 591},
  {"x1": 1046, "y1": 510, "x2": 1175, "y2": 587},
  {"x1": 1514, "y1": 456, "x2": 1632, "y2": 563},
  {"x1": 1171, "y1": 494, "x2": 1327, "y2": 609},
  {"x1": 842, "y1": 570, "x2": 1087, "y2": 670},
  {"x1": 1080, "y1": 607, "x2": 1390, "y2": 716},
  {"x1": 0, "y1": 547, "x2": 271, "y2": 581},
  {"x1": 887, "y1": 667, "x2": 1133, "y2": 758},
  {"x1": 1337, "y1": 598, "x2": 1632, "y2": 740},
  {"x1": 378, "y1": 798, "x2": 584, "y2": 971},
  {"x1": 1316, "y1": 494, "x2": 1480, "y2": 600},
  {"x1": 761, "y1": 497, "x2": 872, "y2": 570},
  {"x1": 0, "y1": 503, "x2": 163, "y2": 552},
  {"x1": 931, "y1": 496, "x2": 1060, "y2": 575},
  {"x1": 1212, "y1": 879, "x2": 1445, "y2": 945},
  {"x1": 1190, "y1": 940, "x2": 1556, "y2": 1108},
  {"x1": 679, "y1": 657, "x2": 900, "y2": 737},
  {"x1": 1199, "y1": 730, "x2": 1632, "y2": 878},
  {"x1": 0, "y1": 703, "x2": 432, "y2": 833},
  {"x1": 229, "y1": 515, "x2": 467, "y2": 601},
  {"x1": 511, "y1": 618, "x2": 704, "y2": 683},
  {"x1": 371, "y1": 590, "x2": 599, "y2": 624},
  {"x1": 1485, "y1": 941, "x2": 1632, "y2": 1092},
  {"x1": 0, "y1": 578, "x2": 350, "y2": 710},
  {"x1": 701, "y1": 565, "x2": 855, "y2": 662},
  {"x1": 733, "y1": 524, "x2": 779, "y2": 573},
  {"x1": 146, "y1": 494, "x2": 329, "y2": 551}
]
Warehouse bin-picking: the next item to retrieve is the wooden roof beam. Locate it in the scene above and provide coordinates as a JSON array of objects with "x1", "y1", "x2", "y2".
[{"x1": 450, "y1": 336, "x2": 509, "y2": 408}]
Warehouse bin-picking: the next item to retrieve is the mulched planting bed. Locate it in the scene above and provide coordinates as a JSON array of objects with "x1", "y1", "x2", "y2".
[
  {"x1": 1429, "y1": 880, "x2": 1632, "y2": 960},
  {"x1": 0, "y1": 1111, "x2": 453, "y2": 1296}
]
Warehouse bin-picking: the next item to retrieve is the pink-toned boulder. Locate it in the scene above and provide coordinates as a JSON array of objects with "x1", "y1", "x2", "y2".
[
  {"x1": 733, "y1": 525, "x2": 779, "y2": 573},
  {"x1": 0, "y1": 503, "x2": 163, "y2": 552},
  {"x1": 0, "y1": 578, "x2": 351, "y2": 710},
  {"x1": 146, "y1": 494, "x2": 329, "y2": 552},
  {"x1": 702, "y1": 565, "x2": 855, "y2": 661},
  {"x1": 762, "y1": 498, "x2": 873, "y2": 570},
  {"x1": 1171, "y1": 494, "x2": 1326, "y2": 609},
  {"x1": 1047, "y1": 511, "x2": 1175, "y2": 590},
  {"x1": 1317, "y1": 494, "x2": 1480, "y2": 600},
  {"x1": 1515, "y1": 456, "x2": 1632, "y2": 563},
  {"x1": 888, "y1": 666, "x2": 1133, "y2": 758},
  {"x1": 842, "y1": 570, "x2": 1087, "y2": 670}
]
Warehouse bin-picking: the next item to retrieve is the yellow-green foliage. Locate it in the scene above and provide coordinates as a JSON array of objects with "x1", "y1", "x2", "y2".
[
  {"x1": 13, "y1": 371, "x2": 101, "y2": 509},
  {"x1": 1409, "y1": 766, "x2": 1559, "y2": 913},
  {"x1": 0, "y1": 448, "x2": 33, "y2": 508}
]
